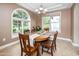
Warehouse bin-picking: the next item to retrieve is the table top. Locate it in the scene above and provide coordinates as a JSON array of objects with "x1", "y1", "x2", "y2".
[{"x1": 34, "y1": 35, "x2": 49, "y2": 42}]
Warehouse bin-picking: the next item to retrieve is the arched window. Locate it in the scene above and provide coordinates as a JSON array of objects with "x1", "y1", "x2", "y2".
[{"x1": 11, "y1": 8, "x2": 31, "y2": 38}]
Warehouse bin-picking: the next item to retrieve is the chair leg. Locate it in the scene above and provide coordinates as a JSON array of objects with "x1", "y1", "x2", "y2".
[
  {"x1": 42, "y1": 46, "x2": 43, "y2": 54},
  {"x1": 51, "y1": 48, "x2": 53, "y2": 56},
  {"x1": 36, "y1": 50, "x2": 38, "y2": 56},
  {"x1": 37, "y1": 46, "x2": 40, "y2": 56},
  {"x1": 47, "y1": 48, "x2": 49, "y2": 52},
  {"x1": 55, "y1": 43, "x2": 56, "y2": 50},
  {"x1": 28, "y1": 54, "x2": 31, "y2": 56},
  {"x1": 21, "y1": 50, "x2": 23, "y2": 56}
]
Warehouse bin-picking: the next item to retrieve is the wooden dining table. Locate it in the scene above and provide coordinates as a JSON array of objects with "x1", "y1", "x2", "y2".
[{"x1": 34, "y1": 35, "x2": 49, "y2": 56}]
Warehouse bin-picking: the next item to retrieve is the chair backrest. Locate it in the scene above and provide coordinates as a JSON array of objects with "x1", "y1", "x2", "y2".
[
  {"x1": 53, "y1": 31, "x2": 58, "y2": 41},
  {"x1": 19, "y1": 33, "x2": 30, "y2": 50},
  {"x1": 52, "y1": 31, "x2": 58, "y2": 46}
]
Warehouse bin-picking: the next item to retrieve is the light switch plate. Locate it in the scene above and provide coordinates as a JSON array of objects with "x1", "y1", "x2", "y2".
[{"x1": 3, "y1": 38, "x2": 6, "y2": 41}]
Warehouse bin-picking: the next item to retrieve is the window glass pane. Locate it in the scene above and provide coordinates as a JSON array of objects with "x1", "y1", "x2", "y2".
[
  {"x1": 23, "y1": 21, "x2": 29, "y2": 31},
  {"x1": 13, "y1": 20, "x2": 17, "y2": 33},
  {"x1": 17, "y1": 20, "x2": 22, "y2": 33},
  {"x1": 13, "y1": 10, "x2": 28, "y2": 20},
  {"x1": 43, "y1": 16, "x2": 50, "y2": 28},
  {"x1": 51, "y1": 16, "x2": 60, "y2": 32},
  {"x1": 13, "y1": 20, "x2": 22, "y2": 33},
  {"x1": 51, "y1": 16, "x2": 60, "y2": 22},
  {"x1": 51, "y1": 22, "x2": 59, "y2": 31}
]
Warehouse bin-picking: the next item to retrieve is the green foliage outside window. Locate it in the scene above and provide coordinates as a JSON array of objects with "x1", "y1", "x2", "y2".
[
  {"x1": 12, "y1": 9, "x2": 30, "y2": 33},
  {"x1": 13, "y1": 10, "x2": 28, "y2": 19},
  {"x1": 43, "y1": 16, "x2": 51, "y2": 28},
  {"x1": 23, "y1": 21, "x2": 29, "y2": 31}
]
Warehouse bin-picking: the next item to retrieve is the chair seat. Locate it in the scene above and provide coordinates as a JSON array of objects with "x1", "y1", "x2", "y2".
[
  {"x1": 42, "y1": 40, "x2": 53, "y2": 48},
  {"x1": 23, "y1": 46, "x2": 35, "y2": 52},
  {"x1": 24, "y1": 43, "x2": 39, "y2": 53}
]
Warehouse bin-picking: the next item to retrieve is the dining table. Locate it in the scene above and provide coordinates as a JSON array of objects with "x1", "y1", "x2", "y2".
[
  {"x1": 29, "y1": 32, "x2": 52, "y2": 56},
  {"x1": 34, "y1": 35, "x2": 49, "y2": 56}
]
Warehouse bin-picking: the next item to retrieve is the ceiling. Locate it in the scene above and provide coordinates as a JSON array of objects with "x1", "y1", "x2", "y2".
[{"x1": 17, "y1": 3, "x2": 73, "y2": 13}]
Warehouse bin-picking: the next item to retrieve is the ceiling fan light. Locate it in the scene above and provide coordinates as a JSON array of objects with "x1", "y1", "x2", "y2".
[
  {"x1": 44, "y1": 9, "x2": 47, "y2": 12},
  {"x1": 39, "y1": 7, "x2": 43, "y2": 10},
  {"x1": 35, "y1": 9, "x2": 38, "y2": 12},
  {"x1": 35, "y1": 5, "x2": 47, "y2": 14}
]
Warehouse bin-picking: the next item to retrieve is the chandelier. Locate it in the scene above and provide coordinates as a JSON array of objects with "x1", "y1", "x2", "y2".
[{"x1": 35, "y1": 4, "x2": 48, "y2": 14}]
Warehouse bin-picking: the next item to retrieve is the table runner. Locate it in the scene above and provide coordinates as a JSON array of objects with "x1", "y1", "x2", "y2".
[
  {"x1": 29, "y1": 33, "x2": 40, "y2": 47},
  {"x1": 29, "y1": 32, "x2": 53, "y2": 47}
]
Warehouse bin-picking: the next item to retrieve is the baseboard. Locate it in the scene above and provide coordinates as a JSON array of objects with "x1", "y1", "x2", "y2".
[
  {"x1": 0, "y1": 40, "x2": 19, "y2": 50},
  {"x1": 57, "y1": 37, "x2": 72, "y2": 42},
  {"x1": 0, "y1": 37, "x2": 79, "y2": 50},
  {"x1": 57, "y1": 37, "x2": 79, "y2": 47},
  {"x1": 72, "y1": 43, "x2": 79, "y2": 47}
]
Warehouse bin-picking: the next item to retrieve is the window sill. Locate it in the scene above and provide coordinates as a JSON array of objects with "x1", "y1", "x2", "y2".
[{"x1": 12, "y1": 33, "x2": 18, "y2": 39}]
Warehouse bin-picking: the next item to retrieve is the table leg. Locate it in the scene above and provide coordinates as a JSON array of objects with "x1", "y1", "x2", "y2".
[{"x1": 37, "y1": 42, "x2": 41, "y2": 56}]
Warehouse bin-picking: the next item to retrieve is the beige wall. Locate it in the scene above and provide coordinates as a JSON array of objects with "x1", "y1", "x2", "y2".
[
  {"x1": 36, "y1": 15, "x2": 42, "y2": 27},
  {"x1": 0, "y1": 3, "x2": 39, "y2": 46},
  {"x1": 60, "y1": 8, "x2": 72, "y2": 39}
]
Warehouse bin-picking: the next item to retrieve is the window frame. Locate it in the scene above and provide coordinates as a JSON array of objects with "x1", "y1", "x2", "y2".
[
  {"x1": 42, "y1": 12, "x2": 61, "y2": 32},
  {"x1": 11, "y1": 8, "x2": 31, "y2": 39},
  {"x1": 50, "y1": 15, "x2": 61, "y2": 32}
]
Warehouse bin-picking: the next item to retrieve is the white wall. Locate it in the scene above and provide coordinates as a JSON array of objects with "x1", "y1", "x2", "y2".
[{"x1": 73, "y1": 4, "x2": 79, "y2": 46}]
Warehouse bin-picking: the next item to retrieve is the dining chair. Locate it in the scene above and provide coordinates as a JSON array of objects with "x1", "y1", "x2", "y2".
[
  {"x1": 19, "y1": 33, "x2": 39, "y2": 56},
  {"x1": 41, "y1": 31, "x2": 58, "y2": 56}
]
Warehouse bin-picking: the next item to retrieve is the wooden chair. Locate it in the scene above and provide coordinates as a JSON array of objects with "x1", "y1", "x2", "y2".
[
  {"x1": 19, "y1": 33, "x2": 39, "y2": 56},
  {"x1": 41, "y1": 31, "x2": 58, "y2": 56}
]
